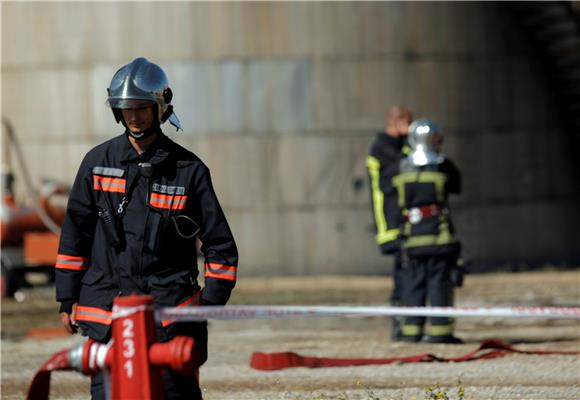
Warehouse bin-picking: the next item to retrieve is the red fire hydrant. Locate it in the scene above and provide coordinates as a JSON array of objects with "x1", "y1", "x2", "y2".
[{"x1": 27, "y1": 295, "x2": 202, "y2": 400}]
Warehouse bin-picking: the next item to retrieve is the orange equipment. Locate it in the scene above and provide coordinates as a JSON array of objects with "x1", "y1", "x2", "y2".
[{"x1": 1, "y1": 118, "x2": 68, "y2": 297}]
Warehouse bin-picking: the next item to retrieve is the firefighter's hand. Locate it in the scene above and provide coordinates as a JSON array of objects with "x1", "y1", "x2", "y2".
[{"x1": 59, "y1": 303, "x2": 78, "y2": 334}]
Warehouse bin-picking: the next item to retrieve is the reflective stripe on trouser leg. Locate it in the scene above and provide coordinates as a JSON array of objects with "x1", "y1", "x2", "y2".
[
  {"x1": 427, "y1": 323, "x2": 455, "y2": 337},
  {"x1": 401, "y1": 324, "x2": 424, "y2": 337}
]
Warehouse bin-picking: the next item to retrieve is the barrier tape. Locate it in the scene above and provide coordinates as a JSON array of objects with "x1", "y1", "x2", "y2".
[
  {"x1": 153, "y1": 305, "x2": 580, "y2": 322},
  {"x1": 112, "y1": 304, "x2": 151, "y2": 319},
  {"x1": 27, "y1": 302, "x2": 580, "y2": 399}
]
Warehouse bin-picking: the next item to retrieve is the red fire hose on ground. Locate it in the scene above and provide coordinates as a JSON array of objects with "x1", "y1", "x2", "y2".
[{"x1": 250, "y1": 339, "x2": 580, "y2": 370}]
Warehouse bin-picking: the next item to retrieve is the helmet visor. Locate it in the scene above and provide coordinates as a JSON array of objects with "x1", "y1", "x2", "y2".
[{"x1": 107, "y1": 98, "x2": 155, "y2": 110}]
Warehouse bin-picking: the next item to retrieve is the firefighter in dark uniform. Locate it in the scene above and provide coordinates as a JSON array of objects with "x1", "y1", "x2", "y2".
[
  {"x1": 392, "y1": 118, "x2": 462, "y2": 343},
  {"x1": 55, "y1": 57, "x2": 238, "y2": 399},
  {"x1": 366, "y1": 105, "x2": 413, "y2": 341}
]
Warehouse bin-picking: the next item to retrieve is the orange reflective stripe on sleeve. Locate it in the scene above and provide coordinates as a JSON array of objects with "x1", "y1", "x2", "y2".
[
  {"x1": 149, "y1": 193, "x2": 187, "y2": 210},
  {"x1": 162, "y1": 291, "x2": 201, "y2": 327},
  {"x1": 75, "y1": 306, "x2": 113, "y2": 326},
  {"x1": 55, "y1": 254, "x2": 90, "y2": 271},
  {"x1": 204, "y1": 262, "x2": 237, "y2": 281},
  {"x1": 93, "y1": 175, "x2": 126, "y2": 193}
]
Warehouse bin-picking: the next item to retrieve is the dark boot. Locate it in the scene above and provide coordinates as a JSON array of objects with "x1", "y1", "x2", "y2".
[
  {"x1": 390, "y1": 316, "x2": 403, "y2": 341},
  {"x1": 389, "y1": 299, "x2": 403, "y2": 341},
  {"x1": 399, "y1": 334, "x2": 422, "y2": 343},
  {"x1": 422, "y1": 334, "x2": 463, "y2": 344}
]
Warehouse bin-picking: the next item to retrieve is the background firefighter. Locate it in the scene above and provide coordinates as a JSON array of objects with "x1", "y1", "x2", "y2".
[
  {"x1": 55, "y1": 57, "x2": 239, "y2": 399},
  {"x1": 392, "y1": 118, "x2": 463, "y2": 344},
  {"x1": 366, "y1": 105, "x2": 413, "y2": 341}
]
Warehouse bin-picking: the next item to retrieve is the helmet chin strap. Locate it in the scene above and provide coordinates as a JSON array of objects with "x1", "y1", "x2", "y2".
[{"x1": 123, "y1": 120, "x2": 160, "y2": 141}]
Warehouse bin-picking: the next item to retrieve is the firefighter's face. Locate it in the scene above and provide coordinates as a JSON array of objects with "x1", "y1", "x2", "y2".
[
  {"x1": 121, "y1": 105, "x2": 155, "y2": 133},
  {"x1": 397, "y1": 118, "x2": 412, "y2": 136},
  {"x1": 386, "y1": 106, "x2": 413, "y2": 137}
]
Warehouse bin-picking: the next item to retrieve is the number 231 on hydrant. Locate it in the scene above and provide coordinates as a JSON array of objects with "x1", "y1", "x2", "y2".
[{"x1": 27, "y1": 295, "x2": 203, "y2": 400}]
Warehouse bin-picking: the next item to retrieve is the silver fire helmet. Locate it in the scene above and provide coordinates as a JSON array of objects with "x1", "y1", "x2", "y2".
[
  {"x1": 107, "y1": 57, "x2": 182, "y2": 131},
  {"x1": 407, "y1": 119, "x2": 444, "y2": 166}
]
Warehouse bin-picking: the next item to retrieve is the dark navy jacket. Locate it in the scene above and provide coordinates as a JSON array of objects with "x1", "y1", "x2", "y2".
[
  {"x1": 393, "y1": 157, "x2": 461, "y2": 257},
  {"x1": 55, "y1": 132, "x2": 238, "y2": 341},
  {"x1": 366, "y1": 132, "x2": 408, "y2": 254}
]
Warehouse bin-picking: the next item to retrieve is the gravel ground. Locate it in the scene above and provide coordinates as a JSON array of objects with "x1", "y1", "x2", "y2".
[{"x1": 1, "y1": 271, "x2": 579, "y2": 399}]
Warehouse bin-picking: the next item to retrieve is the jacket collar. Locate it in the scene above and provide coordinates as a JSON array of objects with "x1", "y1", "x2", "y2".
[
  {"x1": 376, "y1": 131, "x2": 404, "y2": 148},
  {"x1": 120, "y1": 131, "x2": 172, "y2": 165}
]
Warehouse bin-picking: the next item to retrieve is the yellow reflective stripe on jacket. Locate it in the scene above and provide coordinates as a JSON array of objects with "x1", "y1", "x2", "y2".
[
  {"x1": 392, "y1": 171, "x2": 448, "y2": 207},
  {"x1": 404, "y1": 215, "x2": 456, "y2": 248},
  {"x1": 427, "y1": 323, "x2": 454, "y2": 336},
  {"x1": 376, "y1": 228, "x2": 400, "y2": 244},
  {"x1": 366, "y1": 156, "x2": 386, "y2": 234},
  {"x1": 405, "y1": 234, "x2": 456, "y2": 248},
  {"x1": 366, "y1": 156, "x2": 399, "y2": 245}
]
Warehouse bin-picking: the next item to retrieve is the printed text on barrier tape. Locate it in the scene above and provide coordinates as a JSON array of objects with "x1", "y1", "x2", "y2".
[
  {"x1": 152, "y1": 305, "x2": 580, "y2": 322},
  {"x1": 250, "y1": 339, "x2": 580, "y2": 370}
]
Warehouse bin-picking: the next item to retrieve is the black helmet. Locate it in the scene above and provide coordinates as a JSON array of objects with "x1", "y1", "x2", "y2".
[{"x1": 107, "y1": 57, "x2": 182, "y2": 132}]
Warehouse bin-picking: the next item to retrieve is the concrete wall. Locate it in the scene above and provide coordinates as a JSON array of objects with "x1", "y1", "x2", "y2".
[{"x1": 2, "y1": 2, "x2": 578, "y2": 276}]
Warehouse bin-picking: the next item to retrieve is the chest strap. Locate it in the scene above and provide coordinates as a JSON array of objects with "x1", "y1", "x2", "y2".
[
  {"x1": 405, "y1": 204, "x2": 443, "y2": 224},
  {"x1": 117, "y1": 162, "x2": 152, "y2": 216}
]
